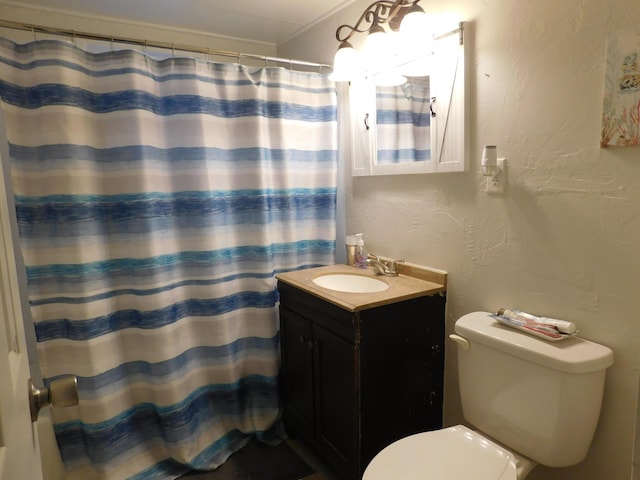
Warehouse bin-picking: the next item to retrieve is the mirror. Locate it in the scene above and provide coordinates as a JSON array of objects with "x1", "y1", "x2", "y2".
[
  {"x1": 375, "y1": 76, "x2": 434, "y2": 165},
  {"x1": 350, "y1": 22, "x2": 466, "y2": 176}
]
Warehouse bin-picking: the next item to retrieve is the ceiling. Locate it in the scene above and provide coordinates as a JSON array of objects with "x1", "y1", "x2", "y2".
[{"x1": 15, "y1": 0, "x2": 357, "y2": 46}]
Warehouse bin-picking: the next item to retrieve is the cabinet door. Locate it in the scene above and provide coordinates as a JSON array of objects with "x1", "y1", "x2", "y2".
[
  {"x1": 280, "y1": 306, "x2": 315, "y2": 440},
  {"x1": 313, "y1": 323, "x2": 358, "y2": 477}
]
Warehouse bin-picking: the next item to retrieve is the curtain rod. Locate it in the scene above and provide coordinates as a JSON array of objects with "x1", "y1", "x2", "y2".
[{"x1": 0, "y1": 19, "x2": 332, "y2": 71}]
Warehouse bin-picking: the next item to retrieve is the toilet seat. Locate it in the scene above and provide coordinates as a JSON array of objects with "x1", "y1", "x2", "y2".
[{"x1": 363, "y1": 425, "x2": 518, "y2": 480}]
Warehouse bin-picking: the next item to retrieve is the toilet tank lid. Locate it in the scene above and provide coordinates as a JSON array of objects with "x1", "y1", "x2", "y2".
[{"x1": 455, "y1": 312, "x2": 614, "y2": 374}]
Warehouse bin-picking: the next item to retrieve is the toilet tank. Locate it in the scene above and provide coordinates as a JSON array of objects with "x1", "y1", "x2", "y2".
[{"x1": 453, "y1": 311, "x2": 613, "y2": 468}]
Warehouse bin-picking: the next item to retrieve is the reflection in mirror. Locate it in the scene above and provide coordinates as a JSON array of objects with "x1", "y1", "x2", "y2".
[{"x1": 375, "y1": 76, "x2": 432, "y2": 165}]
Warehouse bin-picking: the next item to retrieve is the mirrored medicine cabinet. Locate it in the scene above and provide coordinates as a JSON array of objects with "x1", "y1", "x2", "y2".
[{"x1": 350, "y1": 21, "x2": 467, "y2": 176}]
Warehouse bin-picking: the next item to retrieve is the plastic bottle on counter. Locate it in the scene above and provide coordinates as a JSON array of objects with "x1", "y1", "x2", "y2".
[{"x1": 354, "y1": 233, "x2": 368, "y2": 269}]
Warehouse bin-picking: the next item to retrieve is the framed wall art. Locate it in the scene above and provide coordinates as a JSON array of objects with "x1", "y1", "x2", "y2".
[{"x1": 601, "y1": 23, "x2": 640, "y2": 148}]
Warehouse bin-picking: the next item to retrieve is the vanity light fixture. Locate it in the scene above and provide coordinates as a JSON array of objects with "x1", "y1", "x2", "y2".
[{"x1": 329, "y1": 0, "x2": 433, "y2": 86}]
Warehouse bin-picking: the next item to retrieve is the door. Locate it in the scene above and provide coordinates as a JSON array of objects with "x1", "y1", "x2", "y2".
[{"x1": 0, "y1": 139, "x2": 44, "y2": 479}]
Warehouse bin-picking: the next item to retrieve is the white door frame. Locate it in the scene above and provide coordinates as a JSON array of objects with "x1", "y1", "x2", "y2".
[{"x1": 0, "y1": 108, "x2": 65, "y2": 480}]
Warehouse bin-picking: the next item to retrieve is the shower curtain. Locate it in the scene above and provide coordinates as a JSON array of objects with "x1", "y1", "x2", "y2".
[
  {"x1": 0, "y1": 37, "x2": 337, "y2": 479},
  {"x1": 376, "y1": 78, "x2": 432, "y2": 163}
]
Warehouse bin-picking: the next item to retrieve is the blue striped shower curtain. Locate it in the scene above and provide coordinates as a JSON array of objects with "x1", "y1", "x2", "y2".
[
  {"x1": 0, "y1": 38, "x2": 337, "y2": 479},
  {"x1": 376, "y1": 79, "x2": 431, "y2": 163}
]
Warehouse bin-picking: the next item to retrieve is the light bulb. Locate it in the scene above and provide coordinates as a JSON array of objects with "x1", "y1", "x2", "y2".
[
  {"x1": 398, "y1": 9, "x2": 433, "y2": 77},
  {"x1": 329, "y1": 43, "x2": 361, "y2": 82},
  {"x1": 362, "y1": 29, "x2": 388, "y2": 62},
  {"x1": 400, "y1": 9, "x2": 430, "y2": 39},
  {"x1": 363, "y1": 29, "x2": 402, "y2": 77}
]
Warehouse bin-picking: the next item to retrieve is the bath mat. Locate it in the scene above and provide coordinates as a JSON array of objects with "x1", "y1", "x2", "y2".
[{"x1": 180, "y1": 439, "x2": 315, "y2": 480}]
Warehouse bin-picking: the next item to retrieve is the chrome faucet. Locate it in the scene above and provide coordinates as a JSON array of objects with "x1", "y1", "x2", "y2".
[{"x1": 366, "y1": 254, "x2": 401, "y2": 277}]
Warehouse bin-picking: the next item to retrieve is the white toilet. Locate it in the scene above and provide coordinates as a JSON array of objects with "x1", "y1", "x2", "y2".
[{"x1": 363, "y1": 311, "x2": 614, "y2": 479}]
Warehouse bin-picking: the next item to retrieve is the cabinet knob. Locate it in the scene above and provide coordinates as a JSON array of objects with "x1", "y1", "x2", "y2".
[{"x1": 299, "y1": 336, "x2": 314, "y2": 349}]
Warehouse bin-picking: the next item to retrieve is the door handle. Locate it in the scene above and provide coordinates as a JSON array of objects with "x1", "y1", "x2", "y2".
[{"x1": 28, "y1": 375, "x2": 79, "y2": 422}]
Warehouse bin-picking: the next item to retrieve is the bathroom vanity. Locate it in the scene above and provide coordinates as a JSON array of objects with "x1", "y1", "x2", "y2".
[{"x1": 276, "y1": 264, "x2": 447, "y2": 480}]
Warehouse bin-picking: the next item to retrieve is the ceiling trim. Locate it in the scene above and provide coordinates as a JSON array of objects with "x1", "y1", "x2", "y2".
[
  {"x1": 278, "y1": 0, "x2": 358, "y2": 47},
  {"x1": 0, "y1": 0, "x2": 277, "y2": 48}
]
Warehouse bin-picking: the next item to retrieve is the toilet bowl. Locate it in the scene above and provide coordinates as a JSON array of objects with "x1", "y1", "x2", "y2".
[
  {"x1": 362, "y1": 312, "x2": 614, "y2": 480},
  {"x1": 363, "y1": 425, "x2": 537, "y2": 480},
  {"x1": 364, "y1": 425, "x2": 519, "y2": 480}
]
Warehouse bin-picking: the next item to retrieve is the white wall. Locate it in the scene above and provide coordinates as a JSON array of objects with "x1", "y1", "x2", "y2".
[{"x1": 281, "y1": 1, "x2": 640, "y2": 480}]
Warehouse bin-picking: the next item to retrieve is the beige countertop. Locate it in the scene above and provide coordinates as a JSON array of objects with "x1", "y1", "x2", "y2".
[{"x1": 276, "y1": 263, "x2": 447, "y2": 312}]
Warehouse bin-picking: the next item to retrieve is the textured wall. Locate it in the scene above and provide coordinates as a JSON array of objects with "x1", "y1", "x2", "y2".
[{"x1": 280, "y1": 1, "x2": 640, "y2": 479}]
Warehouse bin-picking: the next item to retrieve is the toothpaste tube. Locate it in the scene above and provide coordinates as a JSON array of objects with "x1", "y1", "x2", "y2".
[
  {"x1": 497, "y1": 308, "x2": 577, "y2": 334},
  {"x1": 494, "y1": 313, "x2": 564, "y2": 339}
]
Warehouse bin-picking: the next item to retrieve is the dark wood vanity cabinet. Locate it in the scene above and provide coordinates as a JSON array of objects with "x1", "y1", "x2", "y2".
[{"x1": 277, "y1": 280, "x2": 446, "y2": 480}]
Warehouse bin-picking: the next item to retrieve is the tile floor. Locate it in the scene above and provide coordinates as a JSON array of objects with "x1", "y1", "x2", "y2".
[{"x1": 287, "y1": 439, "x2": 340, "y2": 480}]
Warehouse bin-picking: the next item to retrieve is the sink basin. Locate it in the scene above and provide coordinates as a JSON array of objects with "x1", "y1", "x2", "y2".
[{"x1": 312, "y1": 274, "x2": 389, "y2": 293}]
